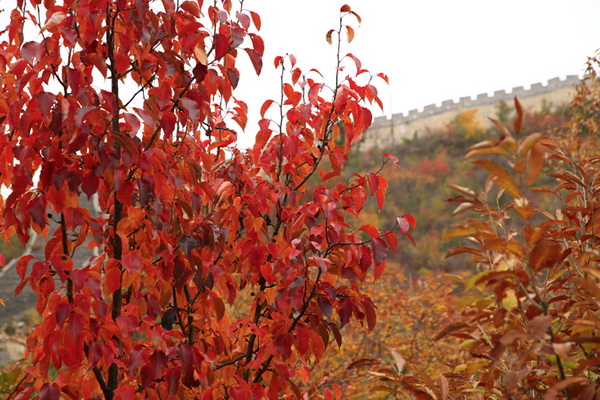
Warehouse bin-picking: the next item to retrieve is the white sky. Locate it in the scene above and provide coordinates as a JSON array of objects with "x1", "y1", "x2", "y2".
[
  {"x1": 233, "y1": 0, "x2": 600, "y2": 146},
  {"x1": 1, "y1": 1, "x2": 598, "y2": 148}
]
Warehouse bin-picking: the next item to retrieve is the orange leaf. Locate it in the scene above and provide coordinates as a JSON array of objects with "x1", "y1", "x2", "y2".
[
  {"x1": 260, "y1": 99, "x2": 274, "y2": 118},
  {"x1": 346, "y1": 25, "x2": 354, "y2": 42},
  {"x1": 360, "y1": 224, "x2": 379, "y2": 238},
  {"x1": 434, "y1": 323, "x2": 468, "y2": 341},
  {"x1": 439, "y1": 374, "x2": 449, "y2": 400},
  {"x1": 249, "y1": 11, "x2": 261, "y2": 30},
  {"x1": 326, "y1": 29, "x2": 334, "y2": 45},
  {"x1": 472, "y1": 159, "x2": 521, "y2": 198},
  {"x1": 529, "y1": 240, "x2": 563, "y2": 271},
  {"x1": 514, "y1": 97, "x2": 523, "y2": 135},
  {"x1": 525, "y1": 143, "x2": 545, "y2": 186},
  {"x1": 518, "y1": 132, "x2": 544, "y2": 156}
]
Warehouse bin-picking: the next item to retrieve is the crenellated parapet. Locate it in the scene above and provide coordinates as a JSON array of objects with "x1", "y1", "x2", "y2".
[{"x1": 364, "y1": 75, "x2": 580, "y2": 149}]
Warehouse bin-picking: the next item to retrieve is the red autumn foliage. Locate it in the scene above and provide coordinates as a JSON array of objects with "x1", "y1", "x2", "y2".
[{"x1": 0, "y1": 2, "x2": 411, "y2": 398}]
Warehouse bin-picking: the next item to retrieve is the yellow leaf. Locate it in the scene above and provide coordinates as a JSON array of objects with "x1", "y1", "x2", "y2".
[
  {"x1": 501, "y1": 289, "x2": 518, "y2": 310},
  {"x1": 443, "y1": 228, "x2": 477, "y2": 240},
  {"x1": 194, "y1": 42, "x2": 209, "y2": 65}
]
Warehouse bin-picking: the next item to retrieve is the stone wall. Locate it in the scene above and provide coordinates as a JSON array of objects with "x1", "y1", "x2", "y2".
[{"x1": 363, "y1": 75, "x2": 580, "y2": 149}]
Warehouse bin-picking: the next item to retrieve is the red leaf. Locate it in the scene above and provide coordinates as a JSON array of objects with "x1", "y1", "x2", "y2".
[
  {"x1": 230, "y1": 386, "x2": 251, "y2": 400},
  {"x1": 275, "y1": 332, "x2": 293, "y2": 359},
  {"x1": 377, "y1": 72, "x2": 389, "y2": 84},
  {"x1": 346, "y1": 53, "x2": 362, "y2": 72},
  {"x1": 274, "y1": 55, "x2": 284, "y2": 68},
  {"x1": 128, "y1": 346, "x2": 148, "y2": 374},
  {"x1": 39, "y1": 383, "x2": 60, "y2": 400},
  {"x1": 340, "y1": 4, "x2": 351, "y2": 12},
  {"x1": 193, "y1": 62, "x2": 208, "y2": 82},
  {"x1": 374, "y1": 260, "x2": 385, "y2": 280},
  {"x1": 326, "y1": 29, "x2": 334, "y2": 45},
  {"x1": 376, "y1": 188, "x2": 386, "y2": 211},
  {"x1": 160, "y1": 111, "x2": 177, "y2": 138},
  {"x1": 27, "y1": 195, "x2": 46, "y2": 228},
  {"x1": 360, "y1": 224, "x2": 379, "y2": 238},
  {"x1": 363, "y1": 298, "x2": 376, "y2": 331},
  {"x1": 260, "y1": 99, "x2": 274, "y2": 118},
  {"x1": 180, "y1": 0, "x2": 201, "y2": 17},
  {"x1": 105, "y1": 260, "x2": 121, "y2": 293},
  {"x1": 385, "y1": 231, "x2": 398, "y2": 253},
  {"x1": 214, "y1": 33, "x2": 229, "y2": 59},
  {"x1": 371, "y1": 237, "x2": 388, "y2": 266},
  {"x1": 403, "y1": 213, "x2": 417, "y2": 229},
  {"x1": 367, "y1": 173, "x2": 378, "y2": 195},
  {"x1": 21, "y1": 41, "x2": 43, "y2": 65},
  {"x1": 295, "y1": 327, "x2": 310, "y2": 355},
  {"x1": 383, "y1": 152, "x2": 399, "y2": 166},
  {"x1": 402, "y1": 231, "x2": 416, "y2": 245},
  {"x1": 249, "y1": 11, "x2": 261, "y2": 30},
  {"x1": 117, "y1": 314, "x2": 139, "y2": 336},
  {"x1": 396, "y1": 217, "x2": 409, "y2": 233},
  {"x1": 35, "y1": 92, "x2": 56, "y2": 115},
  {"x1": 16, "y1": 255, "x2": 33, "y2": 281},
  {"x1": 179, "y1": 344, "x2": 196, "y2": 386},
  {"x1": 249, "y1": 33, "x2": 264, "y2": 56},
  {"x1": 113, "y1": 384, "x2": 136, "y2": 399},
  {"x1": 244, "y1": 48, "x2": 263, "y2": 74},
  {"x1": 121, "y1": 251, "x2": 143, "y2": 272},
  {"x1": 338, "y1": 298, "x2": 352, "y2": 328},
  {"x1": 179, "y1": 236, "x2": 197, "y2": 256},
  {"x1": 166, "y1": 368, "x2": 181, "y2": 397},
  {"x1": 317, "y1": 296, "x2": 333, "y2": 317}
]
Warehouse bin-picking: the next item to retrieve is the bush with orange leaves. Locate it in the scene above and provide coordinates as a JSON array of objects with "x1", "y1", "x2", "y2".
[
  {"x1": 314, "y1": 263, "x2": 462, "y2": 399},
  {"x1": 362, "y1": 63, "x2": 600, "y2": 399}
]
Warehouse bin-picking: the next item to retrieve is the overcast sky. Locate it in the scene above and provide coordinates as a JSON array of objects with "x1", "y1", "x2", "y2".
[
  {"x1": 1, "y1": 1, "x2": 598, "y2": 146},
  {"x1": 233, "y1": 0, "x2": 600, "y2": 145}
]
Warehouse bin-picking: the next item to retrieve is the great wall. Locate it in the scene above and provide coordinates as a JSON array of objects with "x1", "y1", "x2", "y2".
[{"x1": 362, "y1": 75, "x2": 581, "y2": 149}]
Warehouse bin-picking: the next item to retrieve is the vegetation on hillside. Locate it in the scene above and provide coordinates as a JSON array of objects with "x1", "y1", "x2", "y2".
[{"x1": 333, "y1": 57, "x2": 599, "y2": 399}]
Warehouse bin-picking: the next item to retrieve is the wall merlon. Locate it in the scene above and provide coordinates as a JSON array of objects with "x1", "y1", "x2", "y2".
[{"x1": 511, "y1": 86, "x2": 527, "y2": 97}]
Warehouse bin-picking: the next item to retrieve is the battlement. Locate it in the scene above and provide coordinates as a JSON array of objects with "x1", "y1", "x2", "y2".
[{"x1": 372, "y1": 75, "x2": 580, "y2": 126}]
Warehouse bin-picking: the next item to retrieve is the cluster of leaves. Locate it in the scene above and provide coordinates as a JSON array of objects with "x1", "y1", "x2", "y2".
[
  {"x1": 347, "y1": 101, "x2": 571, "y2": 273},
  {"x1": 364, "y1": 80, "x2": 600, "y2": 398},
  {"x1": 314, "y1": 264, "x2": 461, "y2": 399},
  {"x1": 0, "y1": 1, "x2": 412, "y2": 399}
]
